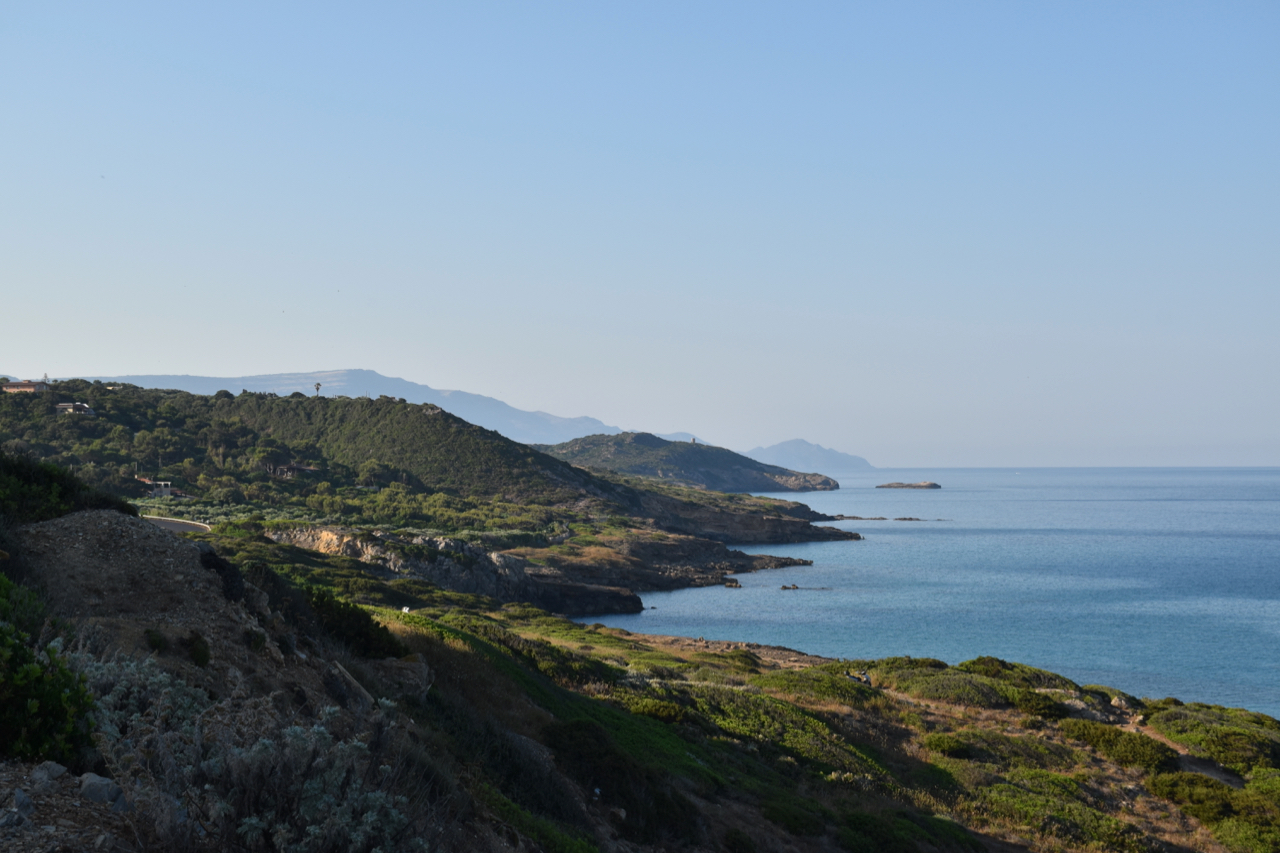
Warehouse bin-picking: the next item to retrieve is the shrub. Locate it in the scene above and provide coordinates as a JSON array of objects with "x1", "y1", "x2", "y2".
[
  {"x1": 1147, "y1": 703, "x2": 1280, "y2": 775},
  {"x1": 0, "y1": 623, "x2": 95, "y2": 761},
  {"x1": 306, "y1": 588, "x2": 408, "y2": 659},
  {"x1": 0, "y1": 571, "x2": 47, "y2": 638},
  {"x1": 1147, "y1": 772, "x2": 1236, "y2": 824},
  {"x1": 77, "y1": 654, "x2": 431, "y2": 852},
  {"x1": 625, "y1": 697, "x2": 686, "y2": 724},
  {"x1": 723, "y1": 826, "x2": 757, "y2": 853},
  {"x1": 1014, "y1": 689, "x2": 1068, "y2": 720},
  {"x1": 183, "y1": 631, "x2": 210, "y2": 667},
  {"x1": 544, "y1": 718, "x2": 699, "y2": 843},
  {"x1": 762, "y1": 794, "x2": 827, "y2": 836},
  {"x1": 839, "y1": 811, "x2": 980, "y2": 853},
  {"x1": 1059, "y1": 719, "x2": 1177, "y2": 772},
  {"x1": 0, "y1": 452, "x2": 136, "y2": 525},
  {"x1": 923, "y1": 733, "x2": 971, "y2": 758},
  {"x1": 957, "y1": 657, "x2": 1078, "y2": 691},
  {"x1": 144, "y1": 628, "x2": 169, "y2": 653}
]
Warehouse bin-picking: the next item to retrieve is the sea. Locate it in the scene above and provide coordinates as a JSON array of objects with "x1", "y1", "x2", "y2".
[{"x1": 587, "y1": 468, "x2": 1280, "y2": 718}]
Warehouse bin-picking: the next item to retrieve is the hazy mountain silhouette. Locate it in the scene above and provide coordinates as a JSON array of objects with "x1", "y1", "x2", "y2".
[
  {"x1": 80, "y1": 369, "x2": 623, "y2": 446},
  {"x1": 744, "y1": 439, "x2": 873, "y2": 472}
]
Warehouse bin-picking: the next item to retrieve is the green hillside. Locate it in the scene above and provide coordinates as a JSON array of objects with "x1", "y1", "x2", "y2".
[
  {"x1": 0, "y1": 381, "x2": 838, "y2": 544},
  {"x1": 0, "y1": 381, "x2": 605, "y2": 502},
  {"x1": 537, "y1": 432, "x2": 839, "y2": 493}
]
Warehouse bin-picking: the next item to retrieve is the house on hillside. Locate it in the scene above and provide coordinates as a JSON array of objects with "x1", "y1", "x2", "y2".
[
  {"x1": 274, "y1": 464, "x2": 322, "y2": 479},
  {"x1": 55, "y1": 402, "x2": 96, "y2": 416},
  {"x1": 135, "y1": 477, "x2": 190, "y2": 499},
  {"x1": 3, "y1": 379, "x2": 51, "y2": 393}
]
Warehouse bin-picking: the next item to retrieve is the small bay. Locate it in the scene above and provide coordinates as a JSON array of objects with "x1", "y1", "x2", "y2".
[{"x1": 589, "y1": 467, "x2": 1280, "y2": 716}]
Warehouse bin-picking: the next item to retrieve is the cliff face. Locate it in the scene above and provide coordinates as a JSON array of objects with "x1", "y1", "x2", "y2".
[
  {"x1": 265, "y1": 520, "x2": 838, "y2": 615},
  {"x1": 265, "y1": 526, "x2": 644, "y2": 615},
  {"x1": 638, "y1": 491, "x2": 862, "y2": 544}
]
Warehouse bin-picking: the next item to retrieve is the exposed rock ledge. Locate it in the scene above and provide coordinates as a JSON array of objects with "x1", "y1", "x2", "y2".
[
  {"x1": 265, "y1": 525, "x2": 842, "y2": 617},
  {"x1": 875, "y1": 482, "x2": 941, "y2": 489},
  {"x1": 265, "y1": 526, "x2": 644, "y2": 616}
]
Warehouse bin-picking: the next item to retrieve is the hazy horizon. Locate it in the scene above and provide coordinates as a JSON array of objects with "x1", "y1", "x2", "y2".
[{"x1": 4, "y1": 3, "x2": 1277, "y2": 467}]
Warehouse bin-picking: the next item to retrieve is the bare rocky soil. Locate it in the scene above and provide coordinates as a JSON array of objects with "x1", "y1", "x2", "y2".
[{"x1": 0, "y1": 758, "x2": 143, "y2": 853}]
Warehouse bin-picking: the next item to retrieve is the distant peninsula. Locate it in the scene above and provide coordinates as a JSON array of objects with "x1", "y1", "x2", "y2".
[
  {"x1": 744, "y1": 438, "x2": 873, "y2": 472},
  {"x1": 876, "y1": 481, "x2": 942, "y2": 489},
  {"x1": 536, "y1": 432, "x2": 839, "y2": 493}
]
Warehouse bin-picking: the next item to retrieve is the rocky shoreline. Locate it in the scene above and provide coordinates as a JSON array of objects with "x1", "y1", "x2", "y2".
[{"x1": 265, "y1": 525, "x2": 837, "y2": 616}]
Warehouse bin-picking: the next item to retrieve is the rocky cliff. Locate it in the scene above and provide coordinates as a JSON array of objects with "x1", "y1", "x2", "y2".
[
  {"x1": 265, "y1": 526, "x2": 644, "y2": 615},
  {"x1": 638, "y1": 491, "x2": 862, "y2": 544}
]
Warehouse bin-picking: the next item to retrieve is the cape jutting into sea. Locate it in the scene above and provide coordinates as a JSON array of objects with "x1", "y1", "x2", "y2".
[{"x1": 588, "y1": 467, "x2": 1280, "y2": 717}]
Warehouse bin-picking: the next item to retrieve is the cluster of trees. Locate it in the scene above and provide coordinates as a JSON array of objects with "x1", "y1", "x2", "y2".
[{"x1": 0, "y1": 380, "x2": 611, "y2": 533}]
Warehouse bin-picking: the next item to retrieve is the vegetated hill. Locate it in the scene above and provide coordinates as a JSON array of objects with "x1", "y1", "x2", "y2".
[
  {"x1": 536, "y1": 432, "x2": 840, "y2": 493},
  {"x1": 0, "y1": 381, "x2": 856, "y2": 568},
  {"x1": 78, "y1": 368, "x2": 624, "y2": 445},
  {"x1": 1, "y1": 480, "x2": 1272, "y2": 853},
  {"x1": 745, "y1": 438, "x2": 873, "y2": 472},
  {"x1": 0, "y1": 379, "x2": 606, "y2": 503}
]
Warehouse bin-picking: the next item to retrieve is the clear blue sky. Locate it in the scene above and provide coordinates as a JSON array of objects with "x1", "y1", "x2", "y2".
[{"x1": 3, "y1": 2, "x2": 1277, "y2": 466}]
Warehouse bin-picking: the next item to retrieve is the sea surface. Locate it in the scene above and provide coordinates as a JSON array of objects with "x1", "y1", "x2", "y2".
[{"x1": 588, "y1": 468, "x2": 1280, "y2": 717}]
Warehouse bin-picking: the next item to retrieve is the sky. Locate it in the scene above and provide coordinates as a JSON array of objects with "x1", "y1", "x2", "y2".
[{"x1": 2, "y1": 2, "x2": 1277, "y2": 467}]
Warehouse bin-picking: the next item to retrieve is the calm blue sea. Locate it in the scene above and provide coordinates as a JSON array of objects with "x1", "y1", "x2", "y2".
[{"x1": 589, "y1": 468, "x2": 1280, "y2": 717}]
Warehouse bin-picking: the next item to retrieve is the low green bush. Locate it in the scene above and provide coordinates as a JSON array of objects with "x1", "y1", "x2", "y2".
[
  {"x1": 0, "y1": 571, "x2": 47, "y2": 637},
  {"x1": 1014, "y1": 689, "x2": 1068, "y2": 720},
  {"x1": 951, "y1": 730, "x2": 1076, "y2": 771},
  {"x1": 762, "y1": 794, "x2": 827, "y2": 836},
  {"x1": 183, "y1": 630, "x2": 210, "y2": 667},
  {"x1": 923, "y1": 732, "x2": 971, "y2": 758},
  {"x1": 1147, "y1": 770, "x2": 1280, "y2": 852},
  {"x1": 1148, "y1": 772, "x2": 1236, "y2": 823},
  {"x1": 144, "y1": 628, "x2": 169, "y2": 653},
  {"x1": 306, "y1": 588, "x2": 408, "y2": 658},
  {"x1": 722, "y1": 827, "x2": 757, "y2": 853},
  {"x1": 0, "y1": 622, "x2": 95, "y2": 761},
  {"x1": 0, "y1": 452, "x2": 137, "y2": 525},
  {"x1": 1059, "y1": 719, "x2": 1177, "y2": 773},
  {"x1": 839, "y1": 810, "x2": 981, "y2": 853},
  {"x1": 544, "y1": 718, "x2": 699, "y2": 844},
  {"x1": 957, "y1": 656, "x2": 1078, "y2": 691},
  {"x1": 1147, "y1": 703, "x2": 1280, "y2": 775},
  {"x1": 625, "y1": 697, "x2": 686, "y2": 724}
]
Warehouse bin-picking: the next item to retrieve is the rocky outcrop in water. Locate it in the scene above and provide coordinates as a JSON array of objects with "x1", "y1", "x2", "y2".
[{"x1": 875, "y1": 482, "x2": 941, "y2": 489}]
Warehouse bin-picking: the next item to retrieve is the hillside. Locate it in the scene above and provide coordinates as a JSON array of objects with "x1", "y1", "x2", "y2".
[
  {"x1": 0, "y1": 469, "x2": 1272, "y2": 853},
  {"x1": 0, "y1": 383, "x2": 857, "y2": 608},
  {"x1": 537, "y1": 432, "x2": 840, "y2": 493},
  {"x1": 77, "y1": 368, "x2": 624, "y2": 445},
  {"x1": 745, "y1": 438, "x2": 874, "y2": 472}
]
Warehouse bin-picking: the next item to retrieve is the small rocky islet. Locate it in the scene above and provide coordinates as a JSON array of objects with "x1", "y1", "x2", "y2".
[{"x1": 875, "y1": 481, "x2": 942, "y2": 489}]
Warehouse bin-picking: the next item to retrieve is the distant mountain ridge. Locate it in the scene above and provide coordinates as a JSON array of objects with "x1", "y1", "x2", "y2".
[
  {"x1": 744, "y1": 438, "x2": 873, "y2": 472},
  {"x1": 537, "y1": 432, "x2": 840, "y2": 493},
  {"x1": 78, "y1": 369, "x2": 623, "y2": 446}
]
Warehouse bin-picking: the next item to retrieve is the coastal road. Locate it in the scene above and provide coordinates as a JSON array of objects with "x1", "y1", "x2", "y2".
[{"x1": 143, "y1": 515, "x2": 211, "y2": 534}]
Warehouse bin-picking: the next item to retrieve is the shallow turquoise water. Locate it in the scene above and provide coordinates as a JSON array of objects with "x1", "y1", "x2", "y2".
[{"x1": 588, "y1": 468, "x2": 1280, "y2": 716}]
